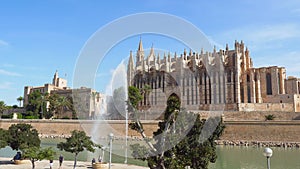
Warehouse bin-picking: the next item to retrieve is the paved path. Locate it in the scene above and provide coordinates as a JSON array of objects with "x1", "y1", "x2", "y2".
[{"x1": 0, "y1": 157, "x2": 149, "y2": 169}]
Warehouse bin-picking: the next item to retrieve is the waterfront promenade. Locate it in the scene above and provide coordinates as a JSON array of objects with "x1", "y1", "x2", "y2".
[{"x1": 0, "y1": 157, "x2": 148, "y2": 169}]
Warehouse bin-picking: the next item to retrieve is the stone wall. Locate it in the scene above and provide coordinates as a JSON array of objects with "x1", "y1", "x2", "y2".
[
  {"x1": 221, "y1": 121, "x2": 300, "y2": 142},
  {"x1": 0, "y1": 119, "x2": 158, "y2": 138},
  {"x1": 238, "y1": 103, "x2": 294, "y2": 112},
  {"x1": 222, "y1": 111, "x2": 300, "y2": 121},
  {"x1": 2, "y1": 119, "x2": 300, "y2": 142}
]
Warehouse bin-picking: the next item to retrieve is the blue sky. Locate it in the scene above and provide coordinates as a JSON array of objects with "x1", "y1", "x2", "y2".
[{"x1": 1, "y1": 0, "x2": 300, "y2": 105}]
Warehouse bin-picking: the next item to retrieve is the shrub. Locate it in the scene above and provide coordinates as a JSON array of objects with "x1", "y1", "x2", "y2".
[
  {"x1": 61, "y1": 116, "x2": 70, "y2": 119},
  {"x1": 265, "y1": 114, "x2": 275, "y2": 121},
  {"x1": 1, "y1": 114, "x2": 12, "y2": 119},
  {"x1": 24, "y1": 115, "x2": 39, "y2": 119},
  {"x1": 17, "y1": 113, "x2": 22, "y2": 119},
  {"x1": 44, "y1": 111, "x2": 53, "y2": 119}
]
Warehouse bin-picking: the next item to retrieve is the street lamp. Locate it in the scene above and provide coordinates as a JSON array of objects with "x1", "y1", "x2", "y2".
[
  {"x1": 108, "y1": 133, "x2": 114, "y2": 169},
  {"x1": 263, "y1": 147, "x2": 273, "y2": 169}
]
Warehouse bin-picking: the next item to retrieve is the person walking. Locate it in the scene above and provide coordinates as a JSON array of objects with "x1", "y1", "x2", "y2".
[
  {"x1": 59, "y1": 154, "x2": 64, "y2": 168},
  {"x1": 49, "y1": 159, "x2": 53, "y2": 169}
]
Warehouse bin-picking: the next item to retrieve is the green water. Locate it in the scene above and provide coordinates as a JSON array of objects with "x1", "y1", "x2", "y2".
[
  {"x1": 1, "y1": 139, "x2": 300, "y2": 169},
  {"x1": 209, "y1": 146, "x2": 300, "y2": 169}
]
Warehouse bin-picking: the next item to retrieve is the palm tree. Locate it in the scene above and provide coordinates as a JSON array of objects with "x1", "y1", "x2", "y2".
[
  {"x1": 0, "y1": 101, "x2": 7, "y2": 118},
  {"x1": 56, "y1": 96, "x2": 72, "y2": 118},
  {"x1": 38, "y1": 93, "x2": 49, "y2": 119},
  {"x1": 17, "y1": 96, "x2": 23, "y2": 107}
]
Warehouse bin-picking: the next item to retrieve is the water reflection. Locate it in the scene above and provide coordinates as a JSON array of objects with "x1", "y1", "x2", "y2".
[{"x1": 1, "y1": 140, "x2": 300, "y2": 169}]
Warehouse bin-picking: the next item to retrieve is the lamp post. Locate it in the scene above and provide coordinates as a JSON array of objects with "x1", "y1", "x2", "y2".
[
  {"x1": 263, "y1": 147, "x2": 273, "y2": 169},
  {"x1": 40, "y1": 95, "x2": 44, "y2": 119},
  {"x1": 108, "y1": 133, "x2": 114, "y2": 169},
  {"x1": 125, "y1": 109, "x2": 128, "y2": 164}
]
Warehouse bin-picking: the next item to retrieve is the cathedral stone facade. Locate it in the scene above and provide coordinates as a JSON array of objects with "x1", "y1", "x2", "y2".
[{"x1": 127, "y1": 39, "x2": 300, "y2": 116}]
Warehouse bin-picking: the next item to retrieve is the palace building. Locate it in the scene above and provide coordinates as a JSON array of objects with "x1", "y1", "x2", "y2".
[
  {"x1": 23, "y1": 71, "x2": 105, "y2": 119},
  {"x1": 127, "y1": 39, "x2": 300, "y2": 116}
]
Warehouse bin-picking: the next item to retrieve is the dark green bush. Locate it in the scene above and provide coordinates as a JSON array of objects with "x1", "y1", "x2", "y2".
[
  {"x1": 1, "y1": 114, "x2": 12, "y2": 119},
  {"x1": 44, "y1": 111, "x2": 53, "y2": 119},
  {"x1": 24, "y1": 115, "x2": 38, "y2": 119},
  {"x1": 265, "y1": 114, "x2": 275, "y2": 121},
  {"x1": 61, "y1": 116, "x2": 70, "y2": 119}
]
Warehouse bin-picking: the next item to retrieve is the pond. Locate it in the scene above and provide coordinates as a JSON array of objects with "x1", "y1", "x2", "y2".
[{"x1": 1, "y1": 138, "x2": 300, "y2": 168}]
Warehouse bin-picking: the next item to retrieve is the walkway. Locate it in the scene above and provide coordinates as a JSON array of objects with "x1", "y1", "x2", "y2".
[{"x1": 0, "y1": 157, "x2": 149, "y2": 169}]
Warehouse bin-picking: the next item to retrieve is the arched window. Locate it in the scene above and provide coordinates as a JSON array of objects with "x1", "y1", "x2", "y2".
[
  {"x1": 227, "y1": 71, "x2": 231, "y2": 82},
  {"x1": 278, "y1": 72, "x2": 282, "y2": 94},
  {"x1": 266, "y1": 73, "x2": 272, "y2": 95}
]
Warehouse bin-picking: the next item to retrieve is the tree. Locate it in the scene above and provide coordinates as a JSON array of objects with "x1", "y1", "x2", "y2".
[
  {"x1": 5, "y1": 123, "x2": 54, "y2": 169},
  {"x1": 57, "y1": 130, "x2": 100, "y2": 169},
  {"x1": 0, "y1": 100, "x2": 7, "y2": 118},
  {"x1": 128, "y1": 86, "x2": 143, "y2": 119},
  {"x1": 129, "y1": 86, "x2": 225, "y2": 169},
  {"x1": 0, "y1": 128, "x2": 8, "y2": 149},
  {"x1": 23, "y1": 147, "x2": 55, "y2": 169},
  {"x1": 48, "y1": 94, "x2": 73, "y2": 119},
  {"x1": 7, "y1": 124, "x2": 40, "y2": 151},
  {"x1": 17, "y1": 96, "x2": 24, "y2": 107},
  {"x1": 128, "y1": 86, "x2": 143, "y2": 109},
  {"x1": 26, "y1": 91, "x2": 45, "y2": 118},
  {"x1": 56, "y1": 96, "x2": 72, "y2": 118}
]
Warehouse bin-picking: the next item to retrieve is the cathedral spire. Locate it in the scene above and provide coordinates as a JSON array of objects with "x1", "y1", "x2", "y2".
[
  {"x1": 136, "y1": 37, "x2": 144, "y2": 63},
  {"x1": 129, "y1": 50, "x2": 134, "y2": 66},
  {"x1": 138, "y1": 37, "x2": 144, "y2": 52},
  {"x1": 157, "y1": 53, "x2": 160, "y2": 64},
  {"x1": 127, "y1": 51, "x2": 135, "y2": 86},
  {"x1": 150, "y1": 43, "x2": 154, "y2": 56}
]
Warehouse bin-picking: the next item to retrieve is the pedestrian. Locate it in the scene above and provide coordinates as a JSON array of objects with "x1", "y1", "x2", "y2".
[
  {"x1": 59, "y1": 154, "x2": 64, "y2": 168},
  {"x1": 92, "y1": 158, "x2": 96, "y2": 164},
  {"x1": 98, "y1": 156, "x2": 102, "y2": 163},
  {"x1": 49, "y1": 159, "x2": 53, "y2": 169}
]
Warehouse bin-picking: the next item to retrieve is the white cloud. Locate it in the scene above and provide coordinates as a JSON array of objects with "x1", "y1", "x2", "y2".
[
  {"x1": 0, "y1": 69, "x2": 21, "y2": 76},
  {"x1": 1, "y1": 63, "x2": 15, "y2": 68},
  {"x1": 215, "y1": 23, "x2": 300, "y2": 50},
  {"x1": 0, "y1": 82, "x2": 13, "y2": 89},
  {"x1": 278, "y1": 51, "x2": 300, "y2": 76},
  {"x1": 0, "y1": 40, "x2": 9, "y2": 46},
  {"x1": 254, "y1": 51, "x2": 300, "y2": 77}
]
